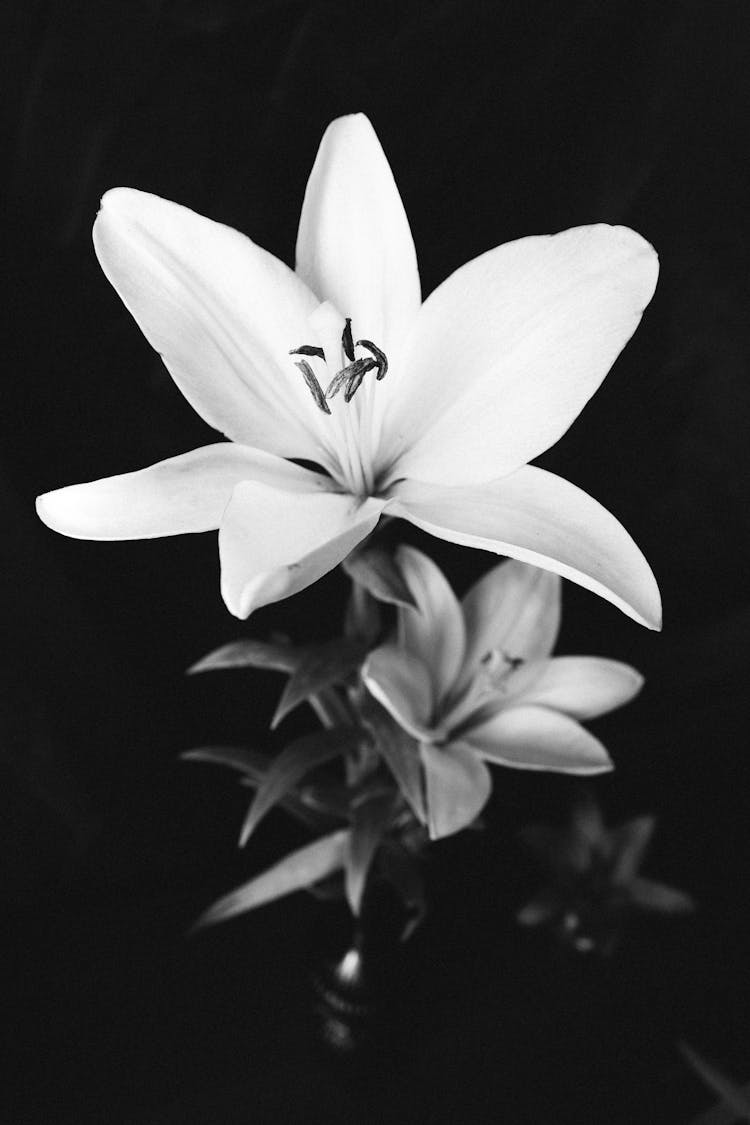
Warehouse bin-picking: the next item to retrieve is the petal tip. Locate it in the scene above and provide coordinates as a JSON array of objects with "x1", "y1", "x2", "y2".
[
  {"x1": 639, "y1": 585, "x2": 663, "y2": 632},
  {"x1": 94, "y1": 186, "x2": 138, "y2": 226},
  {"x1": 35, "y1": 491, "x2": 54, "y2": 530},
  {"x1": 328, "y1": 111, "x2": 374, "y2": 135},
  {"x1": 35, "y1": 489, "x2": 76, "y2": 538}
]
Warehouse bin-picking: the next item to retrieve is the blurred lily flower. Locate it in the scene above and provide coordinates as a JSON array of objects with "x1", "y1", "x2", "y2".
[
  {"x1": 362, "y1": 547, "x2": 642, "y2": 838},
  {"x1": 37, "y1": 114, "x2": 660, "y2": 625},
  {"x1": 518, "y1": 791, "x2": 695, "y2": 955}
]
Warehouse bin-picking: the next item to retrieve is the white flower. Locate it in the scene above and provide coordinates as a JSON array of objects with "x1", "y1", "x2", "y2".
[
  {"x1": 362, "y1": 547, "x2": 643, "y2": 838},
  {"x1": 36, "y1": 114, "x2": 661, "y2": 625}
]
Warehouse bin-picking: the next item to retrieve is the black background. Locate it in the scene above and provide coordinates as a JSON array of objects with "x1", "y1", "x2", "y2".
[{"x1": 2, "y1": 1, "x2": 750, "y2": 1121}]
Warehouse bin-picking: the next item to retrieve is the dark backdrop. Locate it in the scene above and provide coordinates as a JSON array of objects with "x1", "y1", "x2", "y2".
[{"x1": 2, "y1": 2, "x2": 750, "y2": 1121}]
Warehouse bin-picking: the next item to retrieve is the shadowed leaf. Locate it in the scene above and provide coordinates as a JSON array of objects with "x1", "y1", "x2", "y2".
[
  {"x1": 345, "y1": 791, "x2": 397, "y2": 915},
  {"x1": 182, "y1": 745, "x2": 329, "y2": 829},
  {"x1": 629, "y1": 878, "x2": 696, "y2": 915},
  {"x1": 271, "y1": 638, "x2": 368, "y2": 727},
  {"x1": 298, "y1": 781, "x2": 351, "y2": 819},
  {"x1": 378, "y1": 840, "x2": 427, "y2": 940},
  {"x1": 610, "y1": 815, "x2": 657, "y2": 884},
  {"x1": 518, "y1": 823, "x2": 592, "y2": 874},
  {"x1": 188, "y1": 639, "x2": 300, "y2": 675},
  {"x1": 192, "y1": 830, "x2": 350, "y2": 930},
  {"x1": 360, "y1": 697, "x2": 426, "y2": 823},
  {"x1": 681, "y1": 1043, "x2": 750, "y2": 1122},
  {"x1": 343, "y1": 543, "x2": 418, "y2": 609},
  {"x1": 516, "y1": 890, "x2": 560, "y2": 927},
  {"x1": 239, "y1": 728, "x2": 358, "y2": 846},
  {"x1": 344, "y1": 581, "x2": 383, "y2": 646},
  {"x1": 181, "y1": 744, "x2": 269, "y2": 781},
  {"x1": 570, "y1": 790, "x2": 606, "y2": 849}
]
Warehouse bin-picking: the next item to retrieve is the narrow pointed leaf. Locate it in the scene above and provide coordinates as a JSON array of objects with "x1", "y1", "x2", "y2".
[
  {"x1": 182, "y1": 746, "x2": 329, "y2": 829},
  {"x1": 345, "y1": 792, "x2": 397, "y2": 915},
  {"x1": 629, "y1": 878, "x2": 696, "y2": 915},
  {"x1": 360, "y1": 697, "x2": 426, "y2": 823},
  {"x1": 344, "y1": 581, "x2": 383, "y2": 646},
  {"x1": 680, "y1": 1043, "x2": 750, "y2": 1122},
  {"x1": 181, "y1": 744, "x2": 269, "y2": 780},
  {"x1": 239, "y1": 728, "x2": 357, "y2": 846},
  {"x1": 192, "y1": 830, "x2": 350, "y2": 930},
  {"x1": 571, "y1": 791, "x2": 607, "y2": 850},
  {"x1": 516, "y1": 889, "x2": 561, "y2": 927},
  {"x1": 298, "y1": 781, "x2": 352, "y2": 819},
  {"x1": 689, "y1": 1099, "x2": 750, "y2": 1125},
  {"x1": 609, "y1": 815, "x2": 656, "y2": 884},
  {"x1": 378, "y1": 840, "x2": 427, "y2": 941},
  {"x1": 342, "y1": 543, "x2": 418, "y2": 609},
  {"x1": 188, "y1": 639, "x2": 300, "y2": 675},
  {"x1": 271, "y1": 638, "x2": 368, "y2": 728},
  {"x1": 519, "y1": 822, "x2": 592, "y2": 875}
]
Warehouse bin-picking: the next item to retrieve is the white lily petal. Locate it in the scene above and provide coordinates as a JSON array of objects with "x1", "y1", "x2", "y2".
[
  {"x1": 382, "y1": 224, "x2": 658, "y2": 485},
  {"x1": 388, "y1": 467, "x2": 661, "y2": 629},
  {"x1": 295, "y1": 114, "x2": 421, "y2": 356},
  {"x1": 467, "y1": 706, "x2": 613, "y2": 775},
  {"x1": 362, "y1": 643, "x2": 435, "y2": 740},
  {"x1": 518, "y1": 656, "x2": 644, "y2": 720},
  {"x1": 219, "y1": 482, "x2": 386, "y2": 619},
  {"x1": 396, "y1": 545, "x2": 466, "y2": 703},
  {"x1": 421, "y1": 741, "x2": 492, "y2": 839},
  {"x1": 94, "y1": 189, "x2": 332, "y2": 463},
  {"x1": 460, "y1": 560, "x2": 561, "y2": 684},
  {"x1": 36, "y1": 444, "x2": 328, "y2": 540}
]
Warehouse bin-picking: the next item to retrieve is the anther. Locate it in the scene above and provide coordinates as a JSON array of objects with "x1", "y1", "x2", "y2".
[
  {"x1": 289, "y1": 345, "x2": 326, "y2": 360},
  {"x1": 295, "y1": 359, "x2": 331, "y2": 414},
  {"x1": 342, "y1": 319, "x2": 355, "y2": 362},
  {"x1": 355, "y1": 340, "x2": 388, "y2": 380},
  {"x1": 325, "y1": 358, "x2": 378, "y2": 402}
]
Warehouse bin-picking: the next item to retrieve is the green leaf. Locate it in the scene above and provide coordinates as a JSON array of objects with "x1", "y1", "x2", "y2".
[
  {"x1": 192, "y1": 830, "x2": 350, "y2": 930},
  {"x1": 187, "y1": 639, "x2": 300, "y2": 675},
  {"x1": 360, "y1": 697, "x2": 426, "y2": 823},
  {"x1": 345, "y1": 792, "x2": 397, "y2": 915},
  {"x1": 239, "y1": 728, "x2": 357, "y2": 846},
  {"x1": 271, "y1": 638, "x2": 367, "y2": 728},
  {"x1": 680, "y1": 1042, "x2": 750, "y2": 1122},
  {"x1": 342, "y1": 543, "x2": 418, "y2": 609}
]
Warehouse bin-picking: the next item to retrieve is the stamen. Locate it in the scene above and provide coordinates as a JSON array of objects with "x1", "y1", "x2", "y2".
[
  {"x1": 355, "y1": 339, "x2": 388, "y2": 380},
  {"x1": 289, "y1": 344, "x2": 326, "y2": 360},
  {"x1": 294, "y1": 359, "x2": 331, "y2": 414},
  {"x1": 344, "y1": 366, "x2": 368, "y2": 403},
  {"x1": 342, "y1": 319, "x2": 355, "y2": 362},
  {"x1": 325, "y1": 357, "x2": 378, "y2": 401}
]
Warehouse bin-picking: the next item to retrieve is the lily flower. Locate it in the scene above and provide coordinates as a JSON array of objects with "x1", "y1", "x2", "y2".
[
  {"x1": 362, "y1": 547, "x2": 643, "y2": 838},
  {"x1": 36, "y1": 114, "x2": 661, "y2": 625},
  {"x1": 518, "y1": 791, "x2": 695, "y2": 955}
]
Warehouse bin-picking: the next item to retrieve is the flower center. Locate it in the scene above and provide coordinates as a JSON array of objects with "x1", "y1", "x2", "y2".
[{"x1": 289, "y1": 318, "x2": 388, "y2": 414}]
